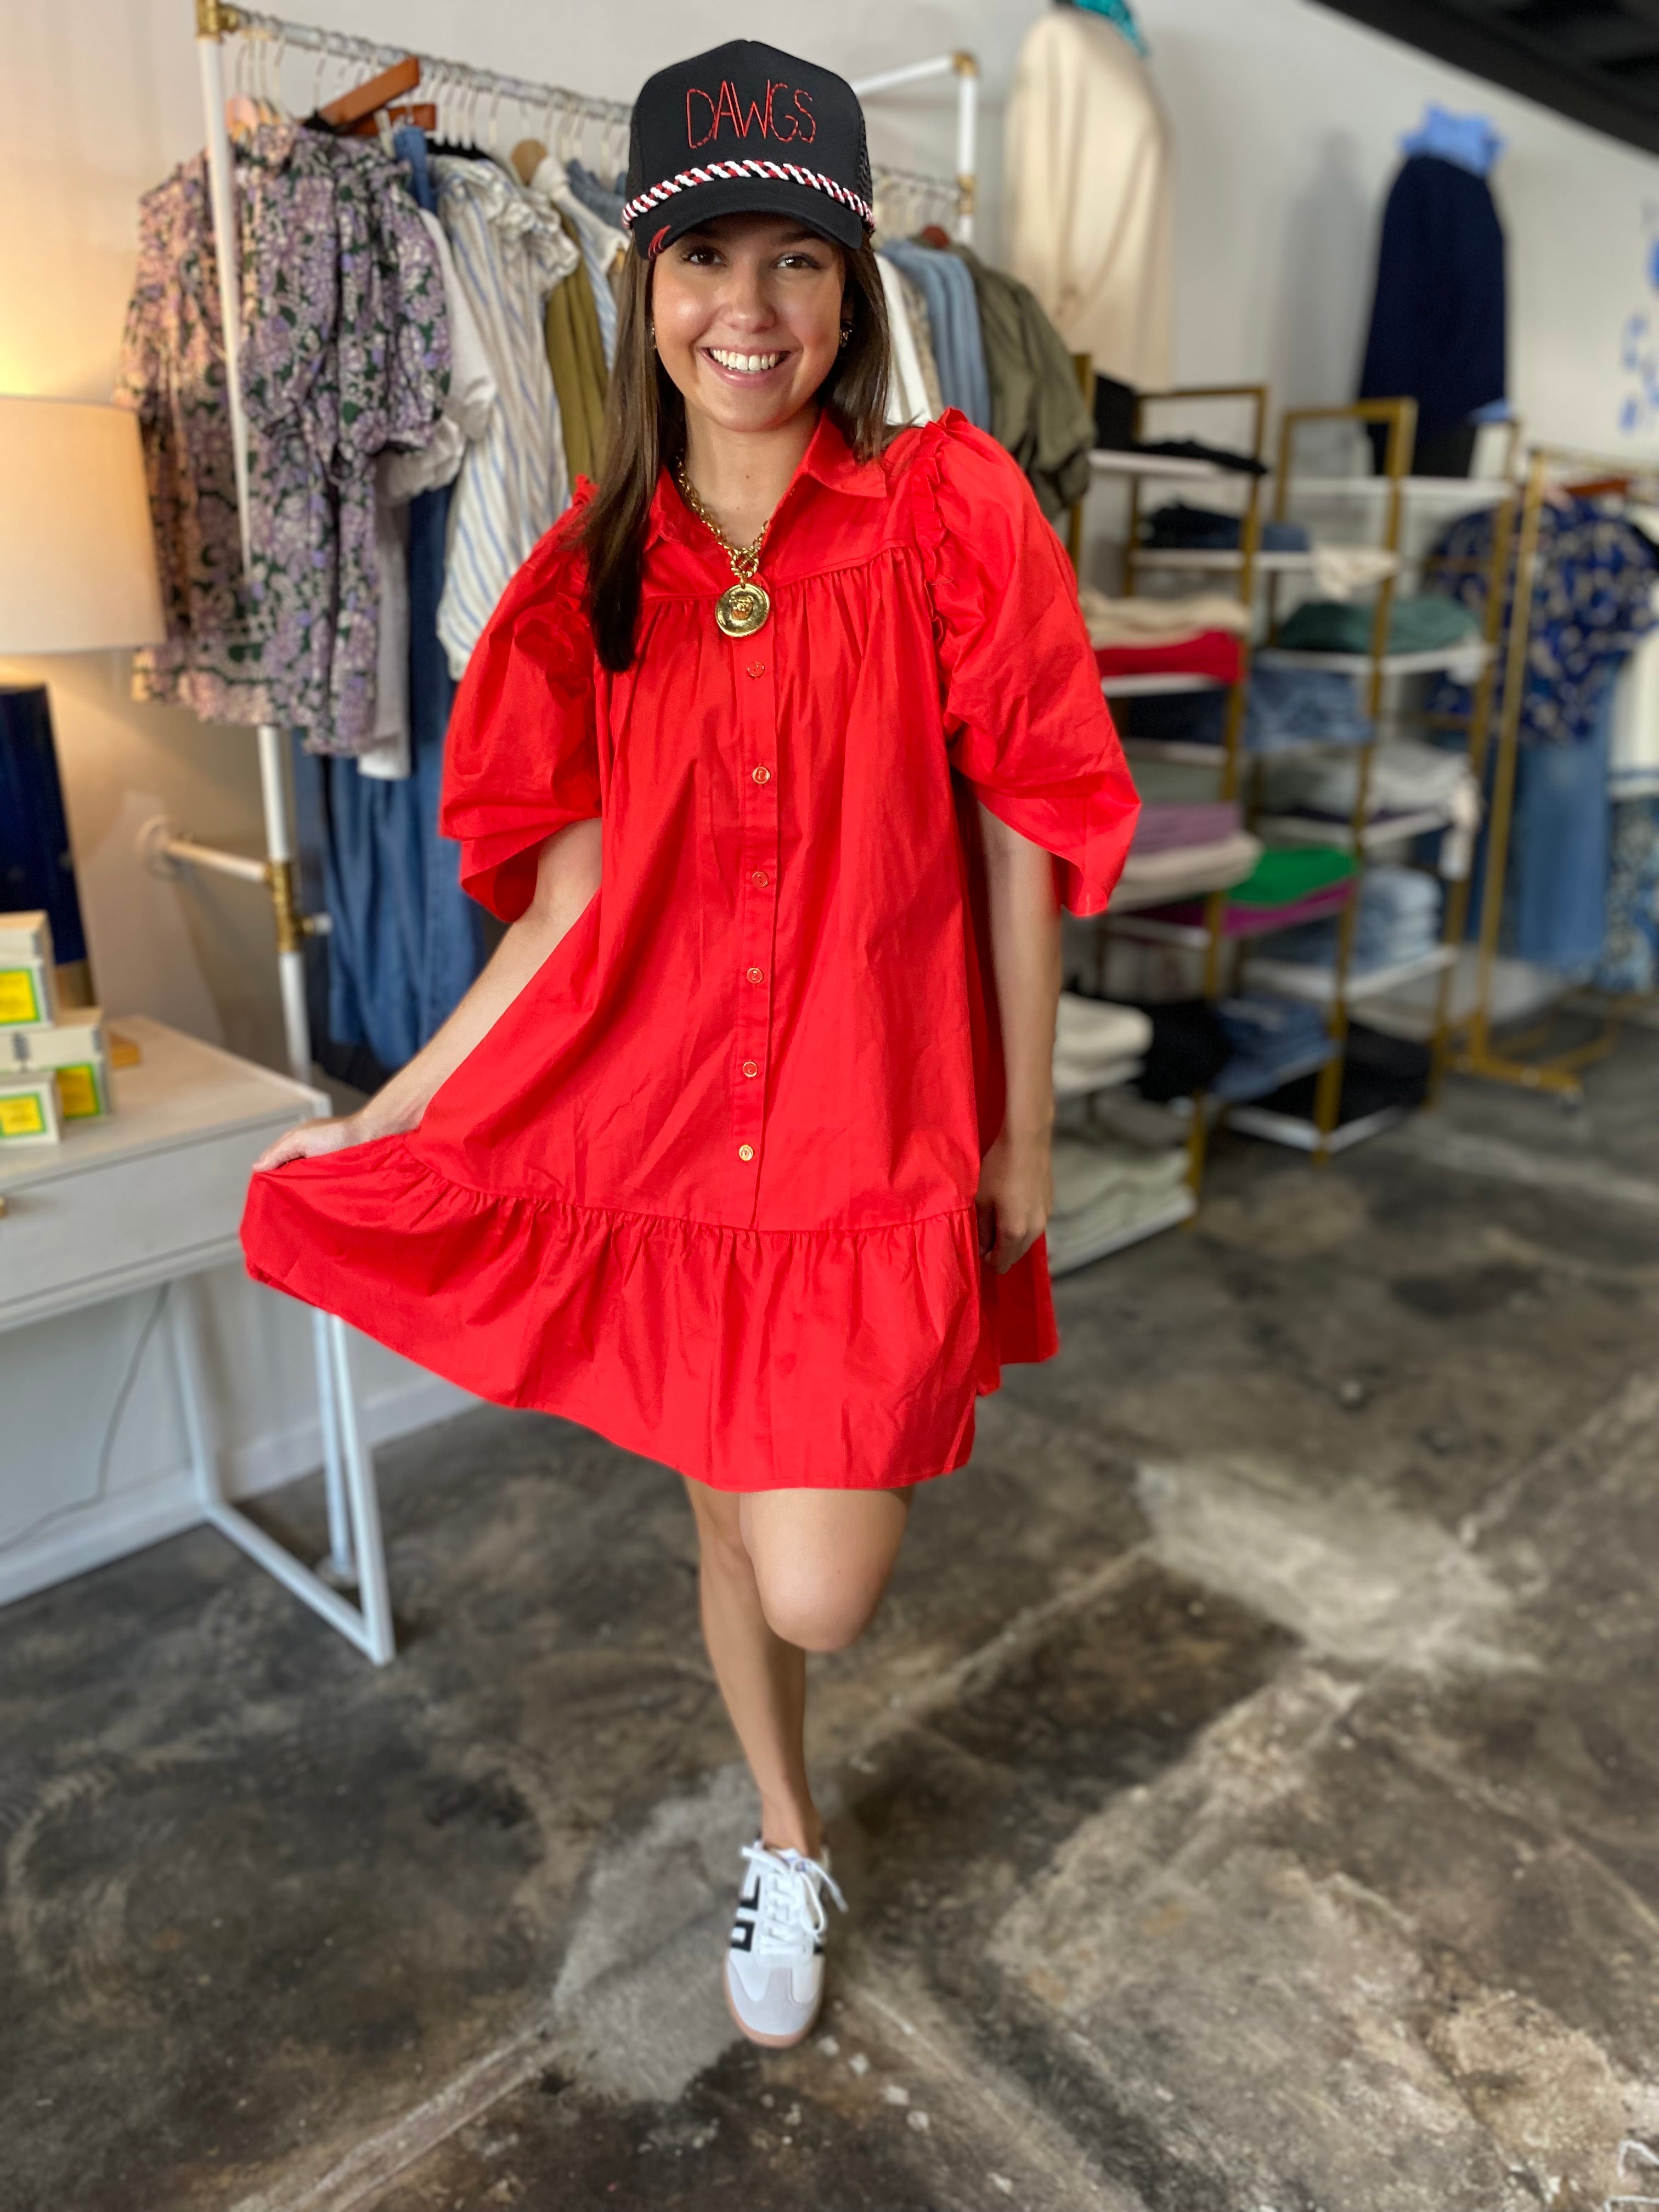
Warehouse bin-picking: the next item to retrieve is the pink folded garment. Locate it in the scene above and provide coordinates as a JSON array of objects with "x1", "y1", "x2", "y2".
[
  {"x1": 1131, "y1": 800, "x2": 1242, "y2": 856},
  {"x1": 1150, "y1": 878, "x2": 1354, "y2": 938}
]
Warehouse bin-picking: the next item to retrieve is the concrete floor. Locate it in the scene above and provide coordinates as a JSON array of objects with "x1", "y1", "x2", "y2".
[{"x1": 4, "y1": 1018, "x2": 1658, "y2": 2212}]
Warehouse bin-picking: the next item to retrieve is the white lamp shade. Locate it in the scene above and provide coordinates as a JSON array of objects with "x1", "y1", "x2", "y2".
[{"x1": 0, "y1": 397, "x2": 166, "y2": 653}]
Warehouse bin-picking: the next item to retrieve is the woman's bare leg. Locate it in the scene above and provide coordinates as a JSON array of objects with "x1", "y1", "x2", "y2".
[
  {"x1": 684, "y1": 1480, "x2": 820, "y2": 1855},
  {"x1": 682, "y1": 1481, "x2": 913, "y2": 1858}
]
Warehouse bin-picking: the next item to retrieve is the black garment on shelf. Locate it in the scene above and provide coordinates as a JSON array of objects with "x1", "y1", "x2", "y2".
[
  {"x1": 1121, "y1": 690, "x2": 1228, "y2": 746},
  {"x1": 1240, "y1": 1023, "x2": 1432, "y2": 1127},
  {"x1": 1123, "y1": 999, "x2": 1232, "y2": 1102},
  {"x1": 1366, "y1": 417, "x2": 1479, "y2": 480},
  {"x1": 1358, "y1": 153, "x2": 1506, "y2": 447},
  {"x1": 1144, "y1": 501, "x2": 1310, "y2": 552},
  {"x1": 1091, "y1": 374, "x2": 1264, "y2": 473},
  {"x1": 1133, "y1": 438, "x2": 1267, "y2": 476}
]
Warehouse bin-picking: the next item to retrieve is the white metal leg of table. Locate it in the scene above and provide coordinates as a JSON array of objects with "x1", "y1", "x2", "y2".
[{"x1": 167, "y1": 1283, "x2": 396, "y2": 1665}]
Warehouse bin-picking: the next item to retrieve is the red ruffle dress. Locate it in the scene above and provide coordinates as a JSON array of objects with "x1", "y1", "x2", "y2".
[{"x1": 241, "y1": 410, "x2": 1139, "y2": 1491}]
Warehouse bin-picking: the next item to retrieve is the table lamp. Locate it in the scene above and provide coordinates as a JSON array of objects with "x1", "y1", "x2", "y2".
[{"x1": 0, "y1": 397, "x2": 165, "y2": 1009}]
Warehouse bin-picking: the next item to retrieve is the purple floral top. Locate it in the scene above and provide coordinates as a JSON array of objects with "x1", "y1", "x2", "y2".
[{"x1": 117, "y1": 123, "x2": 449, "y2": 751}]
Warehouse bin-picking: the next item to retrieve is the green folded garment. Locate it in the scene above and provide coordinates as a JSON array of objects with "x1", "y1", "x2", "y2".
[
  {"x1": 1229, "y1": 845, "x2": 1358, "y2": 907},
  {"x1": 1276, "y1": 595, "x2": 1481, "y2": 655}
]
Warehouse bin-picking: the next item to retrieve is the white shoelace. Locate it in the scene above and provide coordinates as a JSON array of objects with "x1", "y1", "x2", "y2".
[{"x1": 740, "y1": 1841, "x2": 848, "y2": 1960}]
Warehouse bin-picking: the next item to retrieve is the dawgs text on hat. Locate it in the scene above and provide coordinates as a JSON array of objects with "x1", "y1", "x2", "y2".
[{"x1": 623, "y1": 40, "x2": 874, "y2": 260}]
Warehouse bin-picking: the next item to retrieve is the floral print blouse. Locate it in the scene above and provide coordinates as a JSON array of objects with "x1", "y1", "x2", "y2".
[{"x1": 117, "y1": 123, "x2": 449, "y2": 750}]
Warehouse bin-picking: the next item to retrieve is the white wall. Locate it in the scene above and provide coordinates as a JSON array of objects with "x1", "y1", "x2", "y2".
[
  {"x1": 1138, "y1": 0, "x2": 1659, "y2": 452},
  {"x1": 3, "y1": 0, "x2": 1658, "y2": 1601}
]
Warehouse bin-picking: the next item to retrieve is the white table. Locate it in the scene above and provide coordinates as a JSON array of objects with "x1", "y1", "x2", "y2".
[{"x1": 0, "y1": 1017, "x2": 394, "y2": 1663}]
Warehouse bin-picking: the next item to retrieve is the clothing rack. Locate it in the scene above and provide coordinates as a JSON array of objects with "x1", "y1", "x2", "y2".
[
  {"x1": 1444, "y1": 440, "x2": 1659, "y2": 1101},
  {"x1": 169, "y1": 0, "x2": 978, "y2": 1089}
]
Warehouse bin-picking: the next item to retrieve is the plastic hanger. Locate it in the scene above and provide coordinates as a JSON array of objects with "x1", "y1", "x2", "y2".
[{"x1": 1401, "y1": 103, "x2": 1503, "y2": 177}]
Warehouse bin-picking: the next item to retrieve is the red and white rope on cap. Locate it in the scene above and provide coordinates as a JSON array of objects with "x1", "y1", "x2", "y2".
[{"x1": 622, "y1": 160, "x2": 874, "y2": 234}]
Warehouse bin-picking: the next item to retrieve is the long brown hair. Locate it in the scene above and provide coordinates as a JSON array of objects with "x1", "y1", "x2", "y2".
[{"x1": 580, "y1": 236, "x2": 893, "y2": 672}]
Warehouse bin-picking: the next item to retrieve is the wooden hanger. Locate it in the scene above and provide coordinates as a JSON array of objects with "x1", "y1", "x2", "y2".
[
  {"x1": 511, "y1": 138, "x2": 548, "y2": 186},
  {"x1": 313, "y1": 53, "x2": 419, "y2": 131},
  {"x1": 917, "y1": 223, "x2": 953, "y2": 251}
]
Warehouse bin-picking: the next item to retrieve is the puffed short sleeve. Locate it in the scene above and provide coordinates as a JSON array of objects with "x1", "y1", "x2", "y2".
[
  {"x1": 917, "y1": 414, "x2": 1139, "y2": 915},
  {"x1": 439, "y1": 506, "x2": 601, "y2": 922}
]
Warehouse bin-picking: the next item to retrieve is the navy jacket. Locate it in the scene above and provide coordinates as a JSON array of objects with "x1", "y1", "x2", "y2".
[{"x1": 1358, "y1": 154, "x2": 1506, "y2": 439}]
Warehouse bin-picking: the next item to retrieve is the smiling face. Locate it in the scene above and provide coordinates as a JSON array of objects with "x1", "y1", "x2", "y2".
[{"x1": 650, "y1": 212, "x2": 847, "y2": 440}]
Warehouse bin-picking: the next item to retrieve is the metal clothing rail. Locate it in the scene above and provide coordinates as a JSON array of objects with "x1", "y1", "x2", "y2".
[{"x1": 172, "y1": 0, "x2": 978, "y2": 1087}]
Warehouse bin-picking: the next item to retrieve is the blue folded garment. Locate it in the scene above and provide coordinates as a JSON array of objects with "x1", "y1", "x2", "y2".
[
  {"x1": 1213, "y1": 994, "x2": 1331, "y2": 1101},
  {"x1": 1255, "y1": 866, "x2": 1442, "y2": 972},
  {"x1": 1246, "y1": 666, "x2": 1373, "y2": 754}
]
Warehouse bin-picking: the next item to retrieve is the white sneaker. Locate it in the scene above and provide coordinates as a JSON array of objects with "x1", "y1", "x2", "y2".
[{"x1": 723, "y1": 1839, "x2": 847, "y2": 2048}]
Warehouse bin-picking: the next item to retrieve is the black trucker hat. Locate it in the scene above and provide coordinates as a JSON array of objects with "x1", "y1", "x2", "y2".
[{"x1": 622, "y1": 40, "x2": 874, "y2": 261}]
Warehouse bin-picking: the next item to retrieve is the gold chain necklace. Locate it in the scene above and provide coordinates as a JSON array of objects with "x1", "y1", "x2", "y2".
[{"x1": 676, "y1": 461, "x2": 774, "y2": 639}]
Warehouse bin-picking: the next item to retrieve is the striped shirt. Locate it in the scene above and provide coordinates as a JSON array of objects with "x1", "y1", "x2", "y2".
[{"x1": 432, "y1": 157, "x2": 579, "y2": 680}]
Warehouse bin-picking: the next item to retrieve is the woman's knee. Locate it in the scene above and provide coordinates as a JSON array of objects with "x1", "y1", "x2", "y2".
[
  {"x1": 754, "y1": 1563, "x2": 883, "y2": 1653},
  {"x1": 741, "y1": 1488, "x2": 912, "y2": 1654}
]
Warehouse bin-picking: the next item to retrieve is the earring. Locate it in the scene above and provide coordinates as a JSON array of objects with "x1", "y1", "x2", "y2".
[{"x1": 838, "y1": 325, "x2": 852, "y2": 349}]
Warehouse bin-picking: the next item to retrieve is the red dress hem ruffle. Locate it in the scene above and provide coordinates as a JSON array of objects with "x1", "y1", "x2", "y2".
[{"x1": 241, "y1": 1135, "x2": 990, "y2": 1493}]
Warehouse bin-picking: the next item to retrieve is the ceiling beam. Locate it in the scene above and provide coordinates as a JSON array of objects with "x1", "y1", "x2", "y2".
[{"x1": 1307, "y1": 0, "x2": 1659, "y2": 155}]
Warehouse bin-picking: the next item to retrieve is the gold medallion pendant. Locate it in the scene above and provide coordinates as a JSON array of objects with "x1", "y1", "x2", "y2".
[
  {"x1": 715, "y1": 579, "x2": 771, "y2": 638},
  {"x1": 677, "y1": 460, "x2": 777, "y2": 640}
]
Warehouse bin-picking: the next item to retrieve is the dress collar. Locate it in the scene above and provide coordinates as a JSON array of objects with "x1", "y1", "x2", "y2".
[{"x1": 647, "y1": 410, "x2": 886, "y2": 550}]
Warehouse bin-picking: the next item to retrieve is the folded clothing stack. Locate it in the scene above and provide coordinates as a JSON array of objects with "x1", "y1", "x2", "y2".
[
  {"x1": 1231, "y1": 1021, "x2": 1432, "y2": 1127},
  {"x1": 1256, "y1": 863, "x2": 1442, "y2": 973},
  {"x1": 1120, "y1": 665, "x2": 1374, "y2": 755},
  {"x1": 1096, "y1": 634, "x2": 1244, "y2": 685},
  {"x1": 1274, "y1": 594, "x2": 1483, "y2": 668},
  {"x1": 1133, "y1": 801, "x2": 1240, "y2": 852},
  {"x1": 1259, "y1": 738, "x2": 1482, "y2": 877},
  {"x1": 1113, "y1": 801, "x2": 1262, "y2": 909},
  {"x1": 1079, "y1": 589, "x2": 1252, "y2": 645},
  {"x1": 1212, "y1": 994, "x2": 1331, "y2": 1103},
  {"x1": 1144, "y1": 503, "x2": 1311, "y2": 555},
  {"x1": 1079, "y1": 588, "x2": 1250, "y2": 688},
  {"x1": 1112, "y1": 997, "x2": 1233, "y2": 1103},
  {"x1": 1246, "y1": 665, "x2": 1373, "y2": 753},
  {"x1": 1047, "y1": 1131, "x2": 1190, "y2": 1277},
  {"x1": 1150, "y1": 843, "x2": 1357, "y2": 936},
  {"x1": 1053, "y1": 992, "x2": 1153, "y2": 1099}
]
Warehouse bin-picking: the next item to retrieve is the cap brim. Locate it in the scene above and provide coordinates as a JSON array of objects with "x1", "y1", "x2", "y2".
[{"x1": 630, "y1": 174, "x2": 865, "y2": 259}]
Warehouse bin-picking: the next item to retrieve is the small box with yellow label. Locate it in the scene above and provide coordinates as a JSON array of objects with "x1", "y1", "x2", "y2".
[
  {"x1": 7, "y1": 1007, "x2": 113, "y2": 1120},
  {"x1": 0, "y1": 911, "x2": 58, "y2": 1031},
  {"x1": 0, "y1": 1074, "x2": 63, "y2": 1145}
]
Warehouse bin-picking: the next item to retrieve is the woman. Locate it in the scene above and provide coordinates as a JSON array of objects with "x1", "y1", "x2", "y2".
[{"x1": 243, "y1": 39, "x2": 1138, "y2": 2050}]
